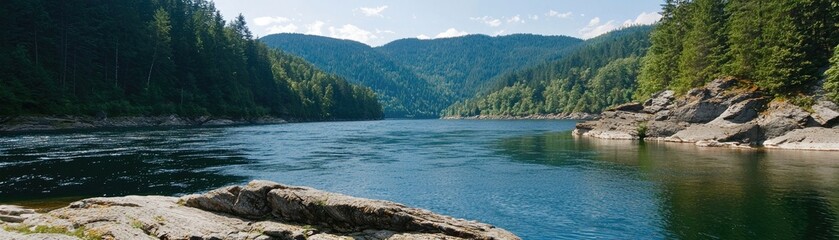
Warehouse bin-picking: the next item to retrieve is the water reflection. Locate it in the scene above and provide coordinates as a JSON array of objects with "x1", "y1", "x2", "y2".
[
  {"x1": 497, "y1": 132, "x2": 839, "y2": 239},
  {"x1": 0, "y1": 128, "x2": 249, "y2": 204}
]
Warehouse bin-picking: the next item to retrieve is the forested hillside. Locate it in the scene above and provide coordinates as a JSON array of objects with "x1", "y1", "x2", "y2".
[
  {"x1": 0, "y1": 0, "x2": 382, "y2": 120},
  {"x1": 261, "y1": 34, "x2": 582, "y2": 118},
  {"x1": 636, "y1": 0, "x2": 839, "y2": 101},
  {"x1": 443, "y1": 26, "x2": 652, "y2": 117},
  {"x1": 377, "y1": 35, "x2": 583, "y2": 98},
  {"x1": 260, "y1": 34, "x2": 448, "y2": 118}
]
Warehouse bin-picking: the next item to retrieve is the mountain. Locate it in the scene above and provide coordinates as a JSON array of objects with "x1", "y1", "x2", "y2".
[
  {"x1": 377, "y1": 34, "x2": 583, "y2": 98},
  {"x1": 0, "y1": 0, "x2": 382, "y2": 120},
  {"x1": 260, "y1": 33, "x2": 582, "y2": 118},
  {"x1": 260, "y1": 34, "x2": 445, "y2": 118},
  {"x1": 442, "y1": 26, "x2": 654, "y2": 117}
]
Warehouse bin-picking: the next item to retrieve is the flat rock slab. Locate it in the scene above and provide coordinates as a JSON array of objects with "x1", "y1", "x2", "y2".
[
  {"x1": 667, "y1": 123, "x2": 760, "y2": 145},
  {"x1": 2, "y1": 180, "x2": 519, "y2": 240},
  {"x1": 764, "y1": 128, "x2": 839, "y2": 151}
]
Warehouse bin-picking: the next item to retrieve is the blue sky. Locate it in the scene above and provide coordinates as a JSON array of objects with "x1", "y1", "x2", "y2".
[{"x1": 213, "y1": 0, "x2": 664, "y2": 46}]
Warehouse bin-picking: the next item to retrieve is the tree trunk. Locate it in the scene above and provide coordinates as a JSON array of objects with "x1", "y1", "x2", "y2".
[
  {"x1": 114, "y1": 40, "x2": 119, "y2": 88},
  {"x1": 147, "y1": 46, "x2": 158, "y2": 89}
]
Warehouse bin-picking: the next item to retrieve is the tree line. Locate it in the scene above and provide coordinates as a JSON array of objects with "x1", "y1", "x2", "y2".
[
  {"x1": 636, "y1": 0, "x2": 839, "y2": 101},
  {"x1": 0, "y1": 0, "x2": 382, "y2": 120}
]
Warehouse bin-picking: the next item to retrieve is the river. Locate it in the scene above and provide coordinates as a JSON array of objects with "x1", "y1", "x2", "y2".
[{"x1": 1, "y1": 120, "x2": 837, "y2": 239}]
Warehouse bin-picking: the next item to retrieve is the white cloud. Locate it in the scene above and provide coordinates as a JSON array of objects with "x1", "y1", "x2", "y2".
[
  {"x1": 622, "y1": 12, "x2": 662, "y2": 26},
  {"x1": 493, "y1": 29, "x2": 506, "y2": 36},
  {"x1": 376, "y1": 29, "x2": 396, "y2": 34},
  {"x1": 357, "y1": 5, "x2": 388, "y2": 17},
  {"x1": 305, "y1": 21, "x2": 325, "y2": 35},
  {"x1": 267, "y1": 23, "x2": 299, "y2": 34},
  {"x1": 578, "y1": 12, "x2": 663, "y2": 39},
  {"x1": 416, "y1": 28, "x2": 468, "y2": 40},
  {"x1": 253, "y1": 16, "x2": 291, "y2": 26},
  {"x1": 507, "y1": 15, "x2": 524, "y2": 24},
  {"x1": 546, "y1": 10, "x2": 573, "y2": 18},
  {"x1": 529, "y1": 15, "x2": 539, "y2": 21},
  {"x1": 329, "y1": 24, "x2": 377, "y2": 44},
  {"x1": 435, "y1": 28, "x2": 468, "y2": 38},
  {"x1": 470, "y1": 16, "x2": 502, "y2": 27},
  {"x1": 578, "y1": 17, "x2": 617, "y2": 39}
]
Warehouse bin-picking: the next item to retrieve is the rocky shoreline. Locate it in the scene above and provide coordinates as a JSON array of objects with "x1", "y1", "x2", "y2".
[
  {"x1": 0, "y1": 115, "x2": 290, "y2": 133},
  {"x1": 442, "y1": 112, "x2": 599, "y2": 120},
  {"x1": 0, "y1": 180, "x2": 519, "y2": 240},
  {"x1": 574, "y1": 78, "x2": 839, "y2": 151}
]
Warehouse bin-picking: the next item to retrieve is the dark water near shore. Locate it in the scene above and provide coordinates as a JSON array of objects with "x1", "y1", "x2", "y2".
[{"x1": 1, "y1": 120, "x2": 838, "y2": 239}]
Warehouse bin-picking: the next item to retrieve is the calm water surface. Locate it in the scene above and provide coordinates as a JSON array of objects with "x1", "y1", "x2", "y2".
[{"x1": 1, "y1": 120, "x2": 838, "y2": 239}]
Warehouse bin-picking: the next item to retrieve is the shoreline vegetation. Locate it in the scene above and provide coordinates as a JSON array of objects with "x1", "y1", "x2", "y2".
[
  {"x1": 441, "y1": 112, "x2": 598, "y2": 120},
  {"x1": 0, "y1": 115, "x2": 383, "y2": 133},
  {"x1": 0, "y1": 180, "x2": 519, "y2": 240}
]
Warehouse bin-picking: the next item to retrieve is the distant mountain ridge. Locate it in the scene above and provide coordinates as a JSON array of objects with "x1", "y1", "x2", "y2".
[{"x1": 260, "y1": 33, "x2": 582, "y2": 118}]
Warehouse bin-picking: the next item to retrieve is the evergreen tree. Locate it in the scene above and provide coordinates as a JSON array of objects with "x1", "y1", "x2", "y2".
[
  {"x1": 636, "y1": 0, "x2": 688, "y2": 100},
  {"x1": 673, "y1": 0, "x2": 727, "y2": 94},
  {"x1": 723, "y1": 0, "x2": 765, "y2": 79},
  {"x1": 826, "y1": 44, "x2": 839, "y2": 103}
]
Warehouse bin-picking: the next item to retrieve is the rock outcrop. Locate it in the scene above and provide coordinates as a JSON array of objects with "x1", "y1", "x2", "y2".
[
  {"x1": 575, "y1": 78, "x2": 839, "y2": 151},
  {"x1": 0, "y1": 180, "x2": 519, "y2": 240}
]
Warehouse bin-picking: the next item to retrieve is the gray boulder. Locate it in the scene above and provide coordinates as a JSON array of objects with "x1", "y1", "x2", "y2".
[
  {"x1": 642, "y1": 90, "x2": 676, "y2": 114},
  {"x1": 574, "y1": 111, "x2": 651, "y2": 140},
  {"x1": 644, "y1": 121, "x2": 688, "y2": 138},
  {"x1": 610, "y1": 102, "x2": 644, "y2": 112},
  {"x1": 182, "y1": 180, "x2": 519, "y2": 240},
  {"x1": 711, "y1": 97, "x2": 769, "y2": 124},
  {"x1": 812, "y1": 101, "x2": 839, "y2": 127},
  {"x1": 667, "y1": 123, "x2": 760, "y2": 145},
  {"x1": 756, "y1": 101, "x2": 813, "y2": 140}
]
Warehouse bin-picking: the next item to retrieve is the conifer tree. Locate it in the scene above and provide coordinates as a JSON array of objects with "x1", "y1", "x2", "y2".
[
  {"x1": 636, "y1": 0, "x2": 688, "y2": 100},
  {"x1": 673, "y1": 0, "x2": 727, "y2": 94},
  {"x1": 826, "y1": 44, "x2": 839, "y2": 103}
]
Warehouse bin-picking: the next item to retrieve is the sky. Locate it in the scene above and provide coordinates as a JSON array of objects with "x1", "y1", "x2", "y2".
[{"x1": 212, "y1": 0, "x2": 664, "y2": 47}]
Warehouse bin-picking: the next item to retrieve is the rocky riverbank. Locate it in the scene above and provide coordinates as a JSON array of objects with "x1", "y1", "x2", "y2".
[
  {"x1": 442, "y1": 112, "x2": 599, "y2": 120},
  {"x1": 574, "y1": 78, "x2": 839, "y2": 151},
  {"x1": 0, "y1": 115, "x2": 288, "y2": 132},
  {"x1": 0, "y1": 180, "x2": 519, "y2": 240}
]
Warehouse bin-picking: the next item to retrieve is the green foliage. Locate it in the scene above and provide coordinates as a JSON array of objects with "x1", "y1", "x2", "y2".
[
  {"x1": 673, "y1": 0, "x2": 728, "y2": 94},
  {"x1": 642, "y1": 0, "x2": 839, "y2": 98},
  {"x1": 443, "y1": 26, "x2": 652, "y2": 117},
  {"x1": 261, "y1": 33, "x2": 582, "y2": 118},
  {"x1": 4, "y1": 224, "x2": 101, "y2": 240},
  {"x1": 636, "y1": 0, "x2": 690, "y2": 100},
  {"x1": 826, "y1": 44, "x2": 839, "y2": 103},
  {"x1": 0, "y1": 0, "x2": 382, "y2": 121}
]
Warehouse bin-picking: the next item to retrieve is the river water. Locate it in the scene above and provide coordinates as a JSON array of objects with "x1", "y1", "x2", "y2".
[{"x1": 1, "y1": 120, "x2": 837, "y2": 239}]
